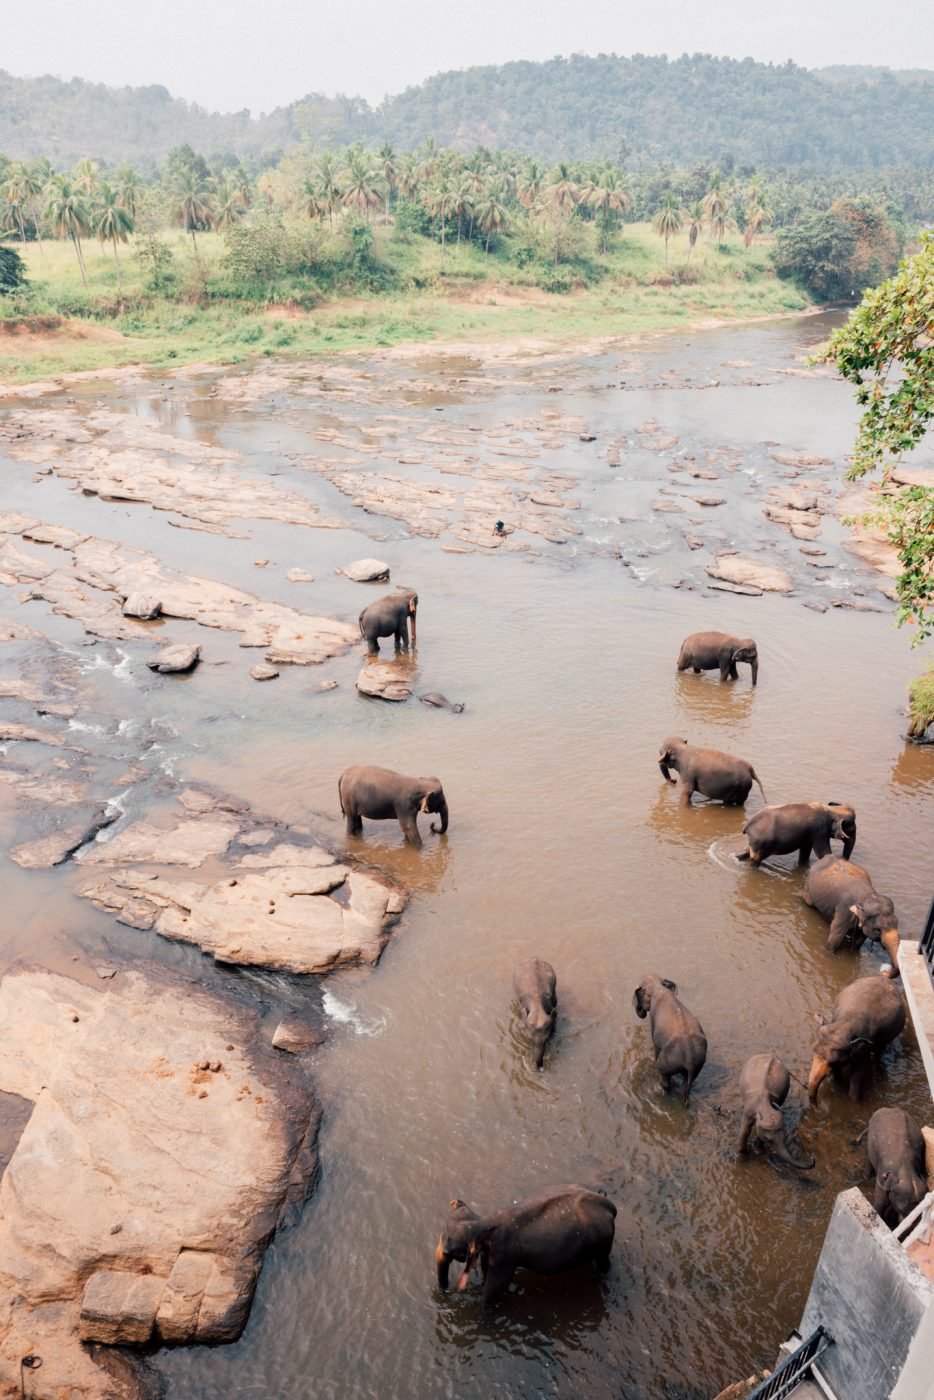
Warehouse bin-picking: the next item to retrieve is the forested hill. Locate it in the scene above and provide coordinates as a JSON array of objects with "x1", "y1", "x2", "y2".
[{"x1": 2, "y1": 54, "x2": 933, "y2": 171}]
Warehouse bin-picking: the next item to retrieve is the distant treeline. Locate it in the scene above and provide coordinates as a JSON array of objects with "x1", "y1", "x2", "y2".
[{"x1": 1, "y1": 54, "x2": 933, "y2": 175}]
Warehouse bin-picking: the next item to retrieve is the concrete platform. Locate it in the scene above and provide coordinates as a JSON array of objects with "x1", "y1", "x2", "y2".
[{"x1": 901, "y1": 940, "x2": 934, "y2": 1099}]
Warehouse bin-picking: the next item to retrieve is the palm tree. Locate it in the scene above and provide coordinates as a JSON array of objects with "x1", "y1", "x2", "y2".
[
  {"x1": 585, "y1": 168, "x2": 630, "y2": 253},
  {"x1": 341, "y1": 147, "x2": 384, "y2": 222},
  {"x1": 3, "y1": 161, "x2": 47, "y2": 250},
  {"x1": 452, "y1": 178, "x2": 474, "y2": 248},
  {"x1": 685, "y1": 202, "x2": 704, "y2": 260},
  {"x1": 45, "y1": 176, "x2": 91, "y2": 286},
  {"x1": 743, "y1": 201, "x2": 770, "y2": 249},
  {"x1": 114, "y1": 165, "x2": 142, "y2": 216},
  {"x1": 424, "y1": 175, "x2": 456, "y2": 270},
  {"x1": 378, "y1": 141, "x2": 397, "y2": 220},
  {"x1": 316, "y1": 151, "x2": 343, "y2": 230},
  {"x1": 396, "y1": 152, "x2": 420, "y2": 202},
  {"x1": 517, "y1": 160, "x2": 545, "y2": 210},
  {"x1": 652, "y1": 192, "x2": 683, "y2": 265},
  {"x1": 169, "y1": 168, "x2": 215, "y2": 255},
  {"x1": 543, "y1": 163, "x2": 580, "y2": 265},
  {"x1": 74, "y1": 158, "x2": 99, "y2": 197},
  {"x1": 92, "y1": 183, "x2": 134, "y2": 285},
  {"x1": 213, "y1": 179, "x2": 247, "y2": 231},
  {"x1": 476, "y1": 183, "x2": 508, "y2": 253},
  {"x1": 1, "y1": 166, "x2": 29, "y2": 244},
  {"x1": 296, "y1": 177, "x2": 322, "y2": 221},
  {"x1": 702, "y1": 174, "x2": 730, "y2": 248}
]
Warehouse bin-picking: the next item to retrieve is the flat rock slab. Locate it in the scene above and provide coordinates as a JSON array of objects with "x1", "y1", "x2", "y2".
[
  {"x1": 0, "y1": 965, "x2": 318, "y2": 1393},
  {"x1": 706, "y1": 554, "x2": 794, "y2": 593},
  {"x1": 285, "y1": 568, "x2": 315, "y2": 583},
  {"x1": 250, "y1": 664, "x2": 280, "y2": 681},
  {"x1": 76, "y1": 814, "x2": 241, "y2": 868},
  {"x1": 341, "y1": 559, "x2": 391, "y2": 582},
  {"x1": 10, "y1": 807, "x2": 117, "y2": 869},
  {"x1": 147, "y1": 643, "x2": 202, "y2": 674},
  {"x1": 356, "y1": 663, "x2": 414, "y2": 702}
]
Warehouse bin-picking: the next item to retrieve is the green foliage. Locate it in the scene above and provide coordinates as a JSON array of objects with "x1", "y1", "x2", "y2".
[
  {"x1": 772, "y1": 200, "x2": 901, "y2": 300},
  {"x1": 820, "y1": 236, "x2": 934, "y2": 642},
  {"x1": 222, "y1": 216, "x2": 287, "y2": 291},
  {"x1": 0, "y1": 243, "x2": 27, "y2": 293},
  {"x1": 907, "y1": 665, "x2": 934, "y2": 738}
]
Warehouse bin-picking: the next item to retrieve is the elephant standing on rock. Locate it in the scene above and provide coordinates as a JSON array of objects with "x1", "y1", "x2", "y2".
[
  {"x1": 513, "y1": 958, "x2": 557, "y2": 1070},
  {"x1": 739, "y1": 802, "x2": 856, "y2": 866},
  {"x1": 658, "y1": 737, "x2": 767, "y2": 806},
  {"x1": 435, "y1": 1185, "x2": 617, "y2": 1306},
  {"x1": 803, "y1": 856, "x2": 900, "y2": 975},
  {"x1": 677, "y1": 631, "x2": 759, "y2": 685},
  {"x1": 338, "y1": 765, "x2": 448, "y2": 848},
  {"x1": 633, "y1": 974, "x2": 707, "y2": 1104},
  {"x1": 808, "y1": 976, "x2": 905, "y2": 1105},
  {"x1": 864, "y1": 1107, "x2": 928, "y2": 1227},
  {"x1": 737, "y1": 1053, "x2": 815, "y2": 1170},
  {"x1": 359, "y1": 589, "x2": 418, "y2": 656}
]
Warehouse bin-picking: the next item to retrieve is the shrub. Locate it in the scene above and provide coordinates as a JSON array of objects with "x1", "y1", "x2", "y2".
[{"x1": 0, "y1": 245, "x2": 28, "y2": 295}]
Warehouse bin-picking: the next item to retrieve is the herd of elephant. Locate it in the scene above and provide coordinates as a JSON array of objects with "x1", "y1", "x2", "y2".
[{"x1": 340, "y1": 603, "x2": 928, "y2": 1307}]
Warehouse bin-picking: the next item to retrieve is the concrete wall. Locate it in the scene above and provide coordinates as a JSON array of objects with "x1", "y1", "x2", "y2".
[
  {"x1": 900, "y1": 939, "x2": 934, "y2": 1097},
  {"x1": 799, "y1": 1188, "x2": 934, "y2": 1400},
  {"x1": 892, "y1": 1303, "x2": 934, "y2": 1400}
]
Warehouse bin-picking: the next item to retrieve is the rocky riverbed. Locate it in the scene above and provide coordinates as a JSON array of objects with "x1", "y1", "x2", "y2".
[{"x1": 0, "y1": 312, "x2": 931, "y2": 1400}]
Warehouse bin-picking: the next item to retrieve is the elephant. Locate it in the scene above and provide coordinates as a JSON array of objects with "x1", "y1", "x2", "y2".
[
  {"x1": 864, "y1": 1107, "x2": 928, "y2": 1227},
  {"x1": 633, "y1": 974, "x2": 707, "y2": 1104},
  {"x1": 677, "y1": 631, "x2": 759, "y2": 686},
  {"x1": 358, "y1": 589, "x2": 418, "y2": 656},
  {"x1": 435, "y1": 1185, "x2": 617, "y2": 1306},
  {"x1": 738, "y1": 802, "x2": 856, "y2": 866},
  {"x1": 803, "y1": 856, "x2": 900, "y2": 976},
  {"x1": 807, "y1": 976, "x2": 905, "y2": 1106},
  {"x1": 419, "y1": 692, "x2": 465, "y2": 713},
  {"x1": 658, "y1": 737, "x2": 767, "y2": 807},
  {"x1": 737, "y1": 1053, "x2": 815, "y2": 1170},
  {"x1": 338, "y1": 765, "x2": 448, "y2": 848},
  {"x1": 513, "y1": 958, "x2": 557, "y2": 1069}
]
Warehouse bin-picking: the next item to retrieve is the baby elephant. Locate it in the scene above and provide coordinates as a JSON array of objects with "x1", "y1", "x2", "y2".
[
  {"x1": 864, "y1": 1107, "x2": 928, "y2": 1227},
  {"x1": 739, "y1": 802, "x2": 856, "y2": 866},
  {"x1": 338, "y1": 764, "x2": 448, "y2": 848},
  {"x1": 737, "y1": 1053, "x2": 815, "y2": 1171},
  {"x1": 677, "y1": 631, "x2": 758, "y2": 685},
  {"x1": 513, "y1": 958, "x2": 557, "y2": 1069},
  {"x1": 633, "y1": 974, "x2": 707, "y2": 1104},
  {"x1": 658, "y1": 737, "x2": 767, "y2": 807},
  {"x1": 803, "y1": 855, "x2": 900, "y2": 976}
]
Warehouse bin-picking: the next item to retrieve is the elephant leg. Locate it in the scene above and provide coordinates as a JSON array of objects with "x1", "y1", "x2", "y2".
[
  {"x1": 659, "y1": 1071, "x2": 672, "y2": 1095},
  {"x1": 797, "y1": 841, "x2": 813, "y2": 865},
  {"x1": 366, "y1": 636, "x2": 379, "y2": 656},
  {"x1": 748, "y1": 848, "x2": 764, "y2": 867},
  {"x1": 677, "y1": 780, "x2": 695, "y2": 808},
  {"x1": 826, "y1": 909, "x2": 852, "y2": 954},
  {"x1": 692, "y1": 666, "x2": 701, "y2": 674},
  {"x1": 848, "y1": 1055, "x2": 868, "y2": 1102},
  {"x1": 398, "y1": 812, "x2": 423, "y2": 848},
  {"x1": 345, "y1": 811, "x2": 362, "y2": 835},
  {"x1": 593, "y1": 1242, "x2": 612, "y2": 1272},
  {"x1": 481, "y1": 1258, "x2": 516, "y2": 1306},
  {"x1": 738, "y1": 1112, "x2": 754, "y2": 1154}
]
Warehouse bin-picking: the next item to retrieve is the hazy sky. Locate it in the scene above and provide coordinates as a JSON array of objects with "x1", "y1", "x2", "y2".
[{"x1": 8, "y1": 0, "x2": 934, "y2": 112}]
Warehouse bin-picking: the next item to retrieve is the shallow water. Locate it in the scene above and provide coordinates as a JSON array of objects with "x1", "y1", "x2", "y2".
[{"x1": 1, "y1": 315, "x2": 932, "y2": 1399}]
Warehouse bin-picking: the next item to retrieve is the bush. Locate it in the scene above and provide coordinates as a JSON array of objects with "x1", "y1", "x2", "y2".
[
  {"x1": 772, "y1": 199, "x2": 901, "y2": 302},
  {"x1": 0, "y1": 245, "x2": 27, "y2": 295},
  {"x1": 392, "y1": 199, "x2": 432, "y2": 237}
]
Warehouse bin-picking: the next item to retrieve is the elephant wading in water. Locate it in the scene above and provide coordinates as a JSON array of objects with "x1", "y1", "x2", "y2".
[
  {"x1": 513, "y1": 958, "x2": 557, "y2": 1070},
  {"x1": 739, "y1": 802, "x2": 856, "y2": 867},
  {"x1": 737, "y1": 1053, "x2": 815, "y2": 1170},
  {"x1": 808, "y1": 976, "x2": 905, "y2": 1105},
  {"x1": 864, "y1": 1107, "x2": 928, "y2": 1227},
  {"x1": 359, "y1": 589, "x2": 418, "y2": 656},
  {"x1": 658, "y1": 737, "x2": 767, "y2": 807},
  {"x1": 803, "y1": 855, "x2": 900, "y2": 975},
  {"x1": 633, "y1": 974, "x2": 708, "y2": 1104},
  {"x1": 338, "y1": 765, "x2": 448, "y2": 848},
  {"x1": 677, "y1": 631, "x2": 759, "y2": 685},
  {"x1": 435, "y1": 1186, "x2": 617, "y2": 1306}
]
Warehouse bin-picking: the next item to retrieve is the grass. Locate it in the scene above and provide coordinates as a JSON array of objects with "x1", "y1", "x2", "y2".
[
  {"x1": 907, "y1": 666, "x2": 934, "y2": 739},
  {"x1": 0, "y1": 221, "x2": 811, "y2": 383}
]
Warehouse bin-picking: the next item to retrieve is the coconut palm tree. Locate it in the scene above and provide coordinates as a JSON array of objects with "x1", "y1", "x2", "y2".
[
  {"x1": 114, "y1": 165, "x2": 142, "y2": 217},
  {"x1": 169, "y1": 168, "x2": 215, "y2": 255},
  {"x1": 585, "y1": 167, "x2": 630, "y2": 253},
  {"x1": 517, "y1": 160, "x2": 545, "y2": 210},
  {"x1": 702, "y1": 174, "x2": 730, "y2": 248},
  {"x1": 476, "y1": 182, "x2": 509, "y2": 253},
  {"x1": 543, "y1": 163, "x2": 580, "y2": 265},
  {"x1": 315, "y1": 151, "x2": 343, "y2": 230},
  {"x1": 378, "y1": 141, "x2": 397, "y2": 220},
  {"x1": 1, "y1": 165, "x2": 30, "y2": 244},
  {"x1": 424, "y1": 175, "x2": 456, "y2": 270},
  {"x1": 3, "y1": 161, "x2": 47, "y2": 250},
  {"x1": 73, "y1": 158, "x2": 99, "y2": 197},
  {"x1": 213, "y1": 179, "x2": 247, "y2": 231},
  {"x1": 341, "y1": 147, "x2": 384, "y2": 222},
  {"x1": 685, "y1": 201, "x2": 704, "y2": 260},
  {"x1": 743, "y1": 200, "x2": 770, "y2": 249},
  {"x1": 296, "y1": 177, "x2": 322, "y2": 221},
  {"x1": 452, "y1": 178, "x2": 474, "y2": 249},
  {"x1": 652, "y1": 192, "x2": 683, "y2": 265},
  {"x1": 45, "y1": 176, "x2": 91, "y2": 285},
  {"x1": 92, "y1": 183, "x2": 134, "y2": 285}
]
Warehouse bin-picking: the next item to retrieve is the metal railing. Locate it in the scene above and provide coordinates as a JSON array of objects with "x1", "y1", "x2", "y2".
[
  {"x1": 920, "y1": 893, "x2": 934, "y2": 985},
  {"x1": 747, "y1": 1327, "x2": 835, "y2": 1400}
]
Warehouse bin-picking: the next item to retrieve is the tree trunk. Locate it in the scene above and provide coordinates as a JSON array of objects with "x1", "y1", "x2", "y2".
[
  {"x1": 71, "y1": 231, "x2": 88, "y2": 287},
  {"x1": 112, "y1": 233, "x2": 122, "y2": 287}
]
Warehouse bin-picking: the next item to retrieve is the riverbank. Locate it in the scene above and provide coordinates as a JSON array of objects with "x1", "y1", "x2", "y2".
[{"x1": 0, "y1": 223, "x2": 810, "y2": 383}]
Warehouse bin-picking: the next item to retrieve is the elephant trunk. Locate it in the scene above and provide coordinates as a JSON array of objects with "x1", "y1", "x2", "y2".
[
  {"x1": 435, "y1": 1238, "x2": 452, "y2": 1290},
  {"x1": 750, "y1": 657, "x2": 759, "y2": 687},
  {"x1": 880, "y1": 929, "x2": 901, "y2": 977},
  {"x1": 431, "y1": 797, "x2": 449, "y2": 835},
  {"x1": 658, "y1": 759, "x2": 674, "y2": 783},
  {"x1": 768, "y1": 1135, "x2": 815, "y2": 1170},
  {"x1": 807, "y1": 1054, "x2": 831, "y2": 1106},
  {"x1": 409, "y1": 612, "x2": 417, "y2": 647},
  {"x1": 842, "y1": 835, "x2": 855, "y2": 860}
]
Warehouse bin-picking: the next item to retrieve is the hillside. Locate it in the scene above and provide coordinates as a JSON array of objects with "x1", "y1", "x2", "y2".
[{"x1": 1, "y1": 53, "x2": 933, "y2": 171}]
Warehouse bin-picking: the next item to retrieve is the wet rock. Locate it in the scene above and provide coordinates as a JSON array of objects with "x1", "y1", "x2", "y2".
[
  {"x1": 250, "y1": 664, "x2": 280, "y2": 682},
  {"x1": 10, "y1": 807, "x2": 118, "y2": 869},
  {"x1": 341, "y1": 559, "x2": 391, "y2": 583},
  {"x1": 799, "y1": 544, "x2": 826, "y2": 556},
  {"x1": 285, "y1": 568, "x2": 315, "y2": 583},
  {"x1": 356, "y1": 662, "x2": 414, "y2": 702},
  {"x1": 770, "y1": 452, "x2": 834, "y2": 468},
  {"x1": 0, "y1": 965, "x2": 318, "y2": 1393},
  {"x1": 314, "y1": 680, "x2": 339, "y2": 692},
  {"x1": 0, "y1": 722, "x2": 66, "y2": 746},
  {"x1": 272, "y1": 1018, "x2": 326, "y2": 1054},
  {"x1": 708, "y1": 579, "x2": 764, "y2": 596},
  {"x1": 76, "y1": 813, "x2": 240, "y2": 868},
  {"x1": 803, "y1": 601, "x2": 829, "y2": 613},
  {"x1": 683, "y1": 532, "x2": 705, "y2": 551},
  {"x1": 147, "y1": 643, "x2": 202, "y2": 674},
  {"x1": 122, "y1": 593, "x2": 162, "y2": 620},
  {"x1": 652, "y1": 498, "x2": 684, "y2": 513},
  {"x1": 706, "y1": 555, "x2": 794, "y2": 593}
]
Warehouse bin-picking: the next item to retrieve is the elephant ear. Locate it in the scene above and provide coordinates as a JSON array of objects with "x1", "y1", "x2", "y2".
[
  {"x1": 849, "y1": 903, "x2": 864, "y2": 926},
  {"x1": 662, "y1": 978, "x2": 678, "y2": 993},
  {"x1": 632, "y1": 988, "x2": 647, "y2": 1018}
]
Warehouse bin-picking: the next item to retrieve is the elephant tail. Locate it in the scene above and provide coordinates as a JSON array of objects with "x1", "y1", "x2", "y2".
[
  {"x1": 751, "y1": 769, "x2": 767, "y2": 804},
  {"x1": 338, "y1": 777, "x2": 346, "y2": 816},
  {"x1": 358, "y1": 610, "x2": 366, "y2": 639}
]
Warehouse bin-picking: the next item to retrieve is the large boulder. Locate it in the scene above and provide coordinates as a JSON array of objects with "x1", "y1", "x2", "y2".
[
  {"x1": 340, "y1": 558, "x2": 390, "y2": 583},
  {"x1": 146, "y1": 643, "x2": 201, "y2": 674},
  {"x1": 356, "y1": 662, "x2": 414, "y2": 702},
  {"x1": 706, "y1": 554, "x2": 794, "y2": 593}
]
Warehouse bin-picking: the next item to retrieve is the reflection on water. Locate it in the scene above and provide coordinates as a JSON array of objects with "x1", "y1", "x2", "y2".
[{"x1": 0, "y1": 315, "x2": 931, "y2": 1400}]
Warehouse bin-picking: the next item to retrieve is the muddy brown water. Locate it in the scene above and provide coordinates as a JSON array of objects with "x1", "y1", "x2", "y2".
[{"x1": 1, "y1": 313, "x2": 932, "y2": 1399}]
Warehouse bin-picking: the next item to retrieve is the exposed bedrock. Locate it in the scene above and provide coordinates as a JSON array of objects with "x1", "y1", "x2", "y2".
[{"x1": 0, "y1": 964, "x2": 320, "y2": 1397}]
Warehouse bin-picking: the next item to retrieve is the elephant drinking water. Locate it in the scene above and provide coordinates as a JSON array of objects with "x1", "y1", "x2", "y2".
[
  {"x1": 658, "y1": 737, "x2": 767, "y2": 807},
  {"x1": 338, "y1": 765, "x2": 448, "y2": 848},
  {"x1": 677, "y1": 631, "x2": 759, "y2": 685}
]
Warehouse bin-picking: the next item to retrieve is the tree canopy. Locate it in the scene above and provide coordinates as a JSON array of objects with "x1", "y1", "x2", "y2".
[{"x1": 821, "y1": 235, "x2": 934, "y2": 642}]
